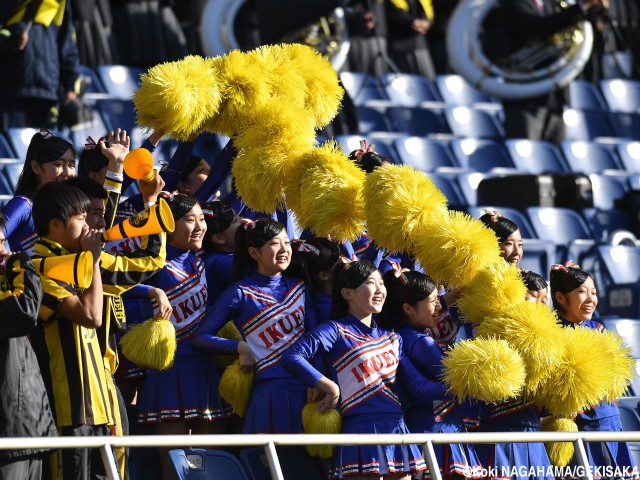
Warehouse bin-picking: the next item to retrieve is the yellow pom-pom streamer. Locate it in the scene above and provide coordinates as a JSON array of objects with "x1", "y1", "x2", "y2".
[
  {"x1": 441, "y1": 338, "x2": 526, "y2": 403},
  {"x1": 457, "y1": 262, "x2": 527, "y2": 324},
  {"x1": 119, "y1": 318, "x2": 176, "y2": 370},
  {"x1": 476, "y1": 301, "x2": 563, "y2": 395},
  {"x1": 134, "y1": 55, "x2": 223, "y2": 141},
  {"x1": 363, "y1": 164, "x2": 448, "y2": 253},
  {"x1": 301, "y1": 403, "x2": 342, "y2": 458},
  {"x1": 218, "y1": 361, "x2": 254, "y2": 418},
  {"x1": 215, "y1": 322, "x2": 243, "y2": 368},
  {"x1": 414, "y1": 210, "x2": 502, "y2": 288},
  {"x1": 600, "y1": 330, "x2": 635, "y2": 402},
  {"x1": 289, "y1": 141, "x2": 367, "y2": 242},
  {"x1": 541, "y1": 417, "x2": 578, "y2": 467}
]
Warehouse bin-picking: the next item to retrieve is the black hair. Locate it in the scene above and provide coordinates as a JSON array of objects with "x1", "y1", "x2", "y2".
[
  {"x1": 0, "y1": 211, "x2": 6, "y2": 232},
  {"x1": 330, "y1": 260, "x2": 378, "y2": 319},
  {"x1": 288, "y1": 237, "x2": 341, "y2": 298},
  {"x1": 549, "y1": 263, "x2": 594, "y2": 311},
  {"x1": 202, "y1": 200, "x2": 236, "y2": 251},
  {"x1": 78, "y1": 141, "x2": 109, "y2": 177},
  {"x1": 379, "y1": 270, "x2": 437, "y2": 329},
  {"x1": 479, "y1": 211, "x2": 520, "y2": 244},
  {"x1": 233, "y1": 218, "x2": 286, "y2": 281},
  {"x1": 348, "y1": 149, "x2": 390, "y2": 174},
  {"x1": 15, "y1": 132, "x2": 75, "y2": 197},
  {"x1": 180, "y1": 155, "x2": 206, "y2": 183},
  {"x1": 522, "y1": 270, "x2": 548, "y2": 292},
  {"x1": 160, "y1": 192, "x2": 199, "y2": 223},
  {"x1": 32, "y1": 182, "x2": 91, "y2": 236},
  {"x1": 65, "y1": 176, "x2": 108, "y2": 201}
]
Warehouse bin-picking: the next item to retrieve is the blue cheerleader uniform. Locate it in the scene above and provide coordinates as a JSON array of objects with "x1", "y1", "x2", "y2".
[
  {"x1": 1, "y1": 195, "x2": 37, "y2": 252},
  {"x1": 396, "y1": 322, "x2": 484, "y2": 479},
  {"x1": 314, "y1": 291, "x2": 332, "y2": 324},
  {"x1": 561, "y1": 319, "x2": 636, "y2": 476},
  {"x1": 136, "y1": 245, "x2": 233, "y2": 424},
  {"x1": 280, "y1": 315, "x2": 430, "y2": 479},
  {"x1": 476, "y1": 399, "x2": 553, "y2": 480},
  {"x1": 201, "y1": 250, "x2": 234, "y2": 307},
  {"x1": 192, "y1": 272, "x2": 318, "y2": 434}
]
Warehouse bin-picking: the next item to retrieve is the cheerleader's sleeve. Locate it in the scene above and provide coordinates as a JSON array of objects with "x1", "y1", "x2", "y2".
[
  {"x1": 160, "y1": 141, "x2": 194, "y2": 193},
  {"x1": 303, "y1": 285, "x2": 318, "y2": 331},
  {"x1": 397, "y1": 338, "x2": 449, "y2": 401},
  {"x1": 1, "y1": 196, "x2": 30, "y2": 243},
  {"x1": 281, "y1": 322, "x2": 339, "y2": 388},
  {"x1": 191, "y1": 285, "x2": 244, "y2": 355},
  {"x1": 406, "y1": 334, "x2": 445, "y2": 379}
]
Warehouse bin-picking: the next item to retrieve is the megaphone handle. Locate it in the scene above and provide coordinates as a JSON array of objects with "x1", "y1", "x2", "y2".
[{"x1": 141, "y1": 168, "x2": 156, "y2": 183}]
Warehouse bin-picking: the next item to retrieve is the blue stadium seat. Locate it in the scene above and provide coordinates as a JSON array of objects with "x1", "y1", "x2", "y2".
[
  {"x1": 96, "y1": 65, "x2": 145, "y2": 100},
  {"x1": 450, "y1": 138, "x2": 515, "y2": 172},
  {"x1": 64, "y1": 109, "x2": 110, "y2": 153},
  {"x1": 600, "y1": 320, "x2": 640, "y2": 359},
  {"x1": 334, "y1": 135, "x2": 398, "y2": 164},
  {"x1": 602, "y1": 52, "x2": 635, "y2": 79},
  {"x1": 168, "y1": 449, "x2": 249, "y2": 480},
  {"x1": 393, "y1": 137, "x2": 458, "y2": 171},
  {"x1": 582, "y1": 208, "x2": 632, "y2": 242},
  {"x1": 435, "y1": 74, "x2": 494, "y2": 105},
  {"x1": 426, "y1": 173, "x2": 467, "y2": 208},
  {"x1": 593, "y1": 246, "x2": 640, "y2": 317},
  {"x1": 567, "y1": 80, "x2": 609, "y2": 112},
  {"x1": 386, "y1": 106, "x2": 450, "y2": 137},
  {"x1": 1, "y1": 161, "x2": 22, "y2": 193},
  {"x1": 339, "y1": 72, "x2": 389, "y2": 106},
  {"x1": 444, "y1": 107, "x2": 504, "y2": 139},
  {"x1": 0, "y1": 166, "x2": 15, "y2": 195},
  {"x1": 504, "y1": 139, "x2": 569, "y2": 174},
  {"x1": 616, "y1": 141, "x2": 640, "y2": 173},
  {"x1": 468, "y1": 206, "x2": 537, "y2": 239},
  {"x1": 562, "y1": 108, "x2": 615, "y2": 141},
  {"x1": 95, "y1": 99, "x2": 146, "y2": 147},
  {"x1": 78, "y1": 64, "x2": 106, "y2": 94},
  {"x1": 560, "y1": 141, "x2": 624, "y2": 174},
  {"x1": 617, "y1": 396, "x2": 640, "y2": 428},
  {"x1": 6, "y1": 128, "x2": 70, "y2": 163},
  {"x1": 607, "y1": 112, "x2": 640, "y2": 140},
  {"x1": 380, "y1": 73, "x2": 441, "y2": 107},
  {"x1": 526, "y1": 207, "x2": 594, "y2": 261},
  {"x1": 240, "y1": 447, "x2": 326, "y2": 480},
  {"x1": 600, "y1": 79, "x2": 640, "y2": 113},
  {"x1": 355, "y1": 106, "x2": 392, "y2": 134},
  {"x1": 0, "y1": 133, "x2": 16, "y2": 158},
  {"x1": 519, "y1": 238, "x2": 558, "y2": 279},
  {"x1": 456, "y1": 171, "x2": 489, "y2": 206},
  {"x1": 589, "y1": 174, "x2": 629, "y2": 210}
]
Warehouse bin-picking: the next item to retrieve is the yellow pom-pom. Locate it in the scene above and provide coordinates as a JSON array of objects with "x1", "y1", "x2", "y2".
[
  {"x1": 215, "y1": 322, "x2": 243, "y2": 368},
  {"x1": 541, "y1": 417, "x2": 578, "y2": 467},
  {"x1": 600, "y1": 330, "x2": 636, "y2": 402},
  {"x1": 218, "y1": 361, "x2": 254, "y2": 418},
  {"x1": 134, "y1": 55, "x2": 223, "y2": 140},
  {"x1": 441, "y1": 338, "x2": 526, "y2": 403},
  {"x1": 119, "y1": 318, "x2": 176, "y2": 370},
  {"x1": 205, "y1": 51, "x2": 270, "y2": 136},
  {"x1": 280, "y1": 44, "x2": 344, "y2": 129},
  {"x1": 534, "y1": 327, "x2": 612, "y2": 417},
  {"x1": 301, "y1": 403, "x2": 342, "y2": 458},
  {"x1": 414, "y1": 210, "x2": 502, "y2": 288},
  {"x1": 476, "y1": 301, "x2": 563, "y2": 395},
  {"x1": 287, "y1": 141, "x2": 367, "y2": 242},
  {"x1": 363, "y1": 164, "x2": 448, "y2": 253},
  {"x1": 457, "y1": 262, "x2": 527, "y2": 324}
]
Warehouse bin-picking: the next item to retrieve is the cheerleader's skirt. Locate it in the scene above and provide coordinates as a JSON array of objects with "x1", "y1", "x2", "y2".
[
  {"x1": 330, "y1": 412, "x2": 427, "y2": 479},
  {"x1": 137, "y1": 354, "x2": 233, "y2": 424},
  {"x1": 243, "y1": 376, "x2": 307, "y2": 434},
  {"x1": 433, "y1": 420, "x2": 484, "y2": 479}
]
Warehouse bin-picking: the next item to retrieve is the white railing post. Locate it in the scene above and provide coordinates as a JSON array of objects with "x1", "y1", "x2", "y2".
[
  {"x1": 264, "y1": 441, "x2": 285, "y2": 480},
  {"x1": 423, "y1": 440, "x2": 443, "y2": 480},
  {"x1": 572, "y1": 439, "x2": 594, "y2": 480},
  {"x1": 99, "y1": 444, "x2": 121, "y2": 480}
]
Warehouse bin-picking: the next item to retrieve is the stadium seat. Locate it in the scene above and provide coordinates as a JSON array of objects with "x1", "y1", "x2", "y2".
[
  {"x1": 616, "y1": 141, "x2": 640, "y2": 173},
  {"x1": 562, "y1": 108, "x2": 615, "y2": 141},
  {"x1": 393, "y1": 137, "x2": 458, "y2": 171},
  {"x1": 1, "y1": 160, "x2": 22, "y2": 193},
  {"x1": 617, "y1": 397, "x2": 640, "y2": 429},
  {"x1": 435, "y1": 74, "x2": 494, "y2": 105},
  {"x1": 95, "y1": 99, "x2": 146, "y2": 147},
  {"x1": 6, "y1": 128, "x2": 70, "y2": 163},
  {"x1": 334, "y1": 135, "x2": 399, "y2": 164},
  {"x1": 444, "y1": 107, "x2": 504, "y2": 139},
  {"x1": 559, "y1": 141, "x2": 624, "y2": 175},
  {"x1": 602, "y1": 51, "x2": 635, "y2": 79},
  {"x1": 386, "y1": 106, "x2": 450, "y2": 137},
  {"x1": 78, "y1": 64, "x2": 107, "y2": 94},
  {"x1": 339, "y1": 72, "x2": 388, "y2": 106},
  {"x1": 607, "y1": 112, "x2": 640, "y2": 140},
  {"x1": 381, "y1": 73, "x2": 441, "y2": 107},
  {"x1": 567, "y1": 80, "x2": 609, "y2": 112},
  {"x1": 426, "y1": 173, "x2": 467, "y2": 209},
  {"x1": 526, "y1": 207, "x2": 594, "y2": 261},
  {"x1": 468, "y1": 206, "x2": 537, "y2": 239},
  {"x1": 601, "y1": 319, "x2": 640, "y2": 359},
  {"x1": 504, "y1": 139, "x2": 569, "y2": 174},
  {"x1": 64, "y1": 109, "x2": 109, "y2": 153},
  {"x1": 594, "y1": 245, "x2": 640, "y2": 317},
  {"x1": 582, "y1": 208, "x2": 632, "y2": 242},
  {"x1": 96, "y1": 65, "x2": 145, "y2": 100},
  {"x1": 168, "y1": 449, "x2": 250, "y2": 480},
  {"x1": 589, "y1": 174, "x2": 629, "y2": 210},
  {"x1": 240, "y1": 447, "x2": 326, "y2": 480},
  {"x1": 0, "y1": 133, "x2": 16, "y2": 158},
  {"x1": 450, "y1": 138, "x2": 515, "y2": 172},
  {"x1": 355, "y1": 106, "x2": 392, "y2": 134},
  {"x1": 456, "y1": 171, "x2": 489, "y2": 206},
  {"x1": 600, "y1": 79, "x2": 640, "y2": 113},
  {"x1": 519, "y1": 238, "x2": 558, "y2": 279}
]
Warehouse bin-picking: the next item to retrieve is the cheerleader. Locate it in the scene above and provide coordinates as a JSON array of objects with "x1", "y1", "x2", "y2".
[
  {"x1": 192, "y1": 218, "x2": 318, "y2": 434},
  {"x1": 380, "y1": 267, "x2": 483, "y2": 479},
  {"x1": 479, "y1": 210, "x2": 523, "y2": 266},
  {"x1": 135, "y1": 193, "x2": 232, "y2": 479},
  {"x1": 280, "y1": 260, "x2": 433, "y2": 479},
  {"x1": 522, "y1": 270, "x2": 548, "y2": 305},
  {"x1": 2, "y1": 130, "x2": 75, "y2": 253},
  {"x1": 550, "y1": 261, "x2": 636, "y2": 475}
]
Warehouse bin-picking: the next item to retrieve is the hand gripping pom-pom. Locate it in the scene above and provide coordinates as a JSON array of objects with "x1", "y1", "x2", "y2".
[
  {"x1": 301, "y1": 403, "x2": 342, "y2": 458},
  {"x1": 120, "y1": 318, "x2": 177, "y2": 370}
]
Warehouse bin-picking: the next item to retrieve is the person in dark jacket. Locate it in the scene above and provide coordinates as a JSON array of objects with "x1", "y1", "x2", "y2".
[
  {"x1": 0, "y1": 1, "x2": 80, "y2": 130},
  {"x1": 0, "y1": 211, "x2": 57, "y2": 480}
]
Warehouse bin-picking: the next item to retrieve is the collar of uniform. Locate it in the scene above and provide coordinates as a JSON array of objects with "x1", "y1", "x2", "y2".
[{"x1": 34, "y1": 237, "x2": 72, "y2": 258}]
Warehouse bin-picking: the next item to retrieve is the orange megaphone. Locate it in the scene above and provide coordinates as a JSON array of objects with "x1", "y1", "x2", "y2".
[
  {"x1": 32, "y1": 251, "x2": 94, "y2": 289},
  {"x1": 101, "y1": 196, "x2": 175, "y2": 242},
  {"x1": 123, "y1": 148, "x2": 155, "y2": 182}
]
